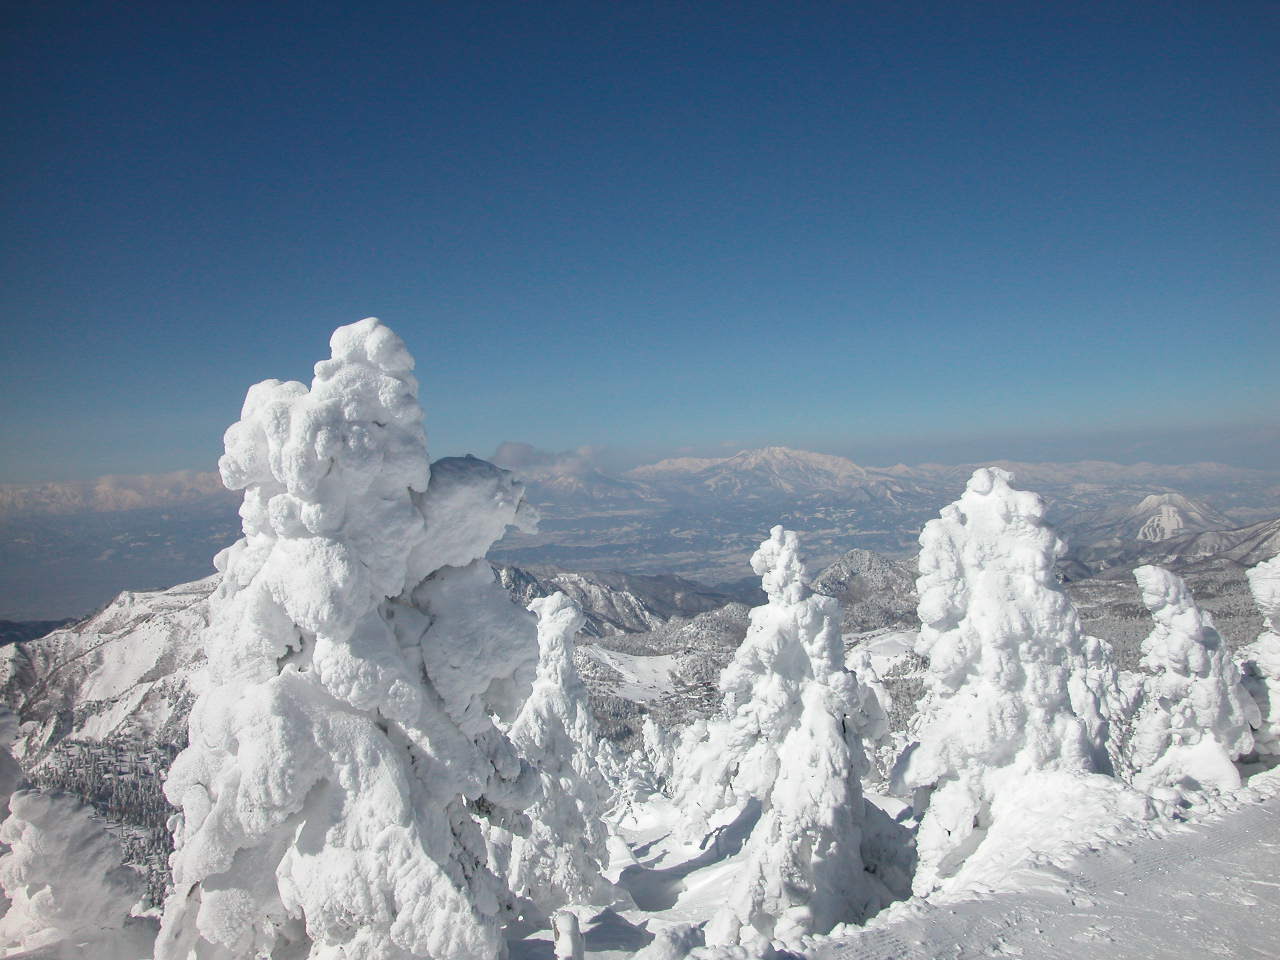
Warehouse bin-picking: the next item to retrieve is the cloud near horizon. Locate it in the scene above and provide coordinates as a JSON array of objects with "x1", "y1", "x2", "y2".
[{"x1": 0, "y1": 470, "x2": 233, "y2": 518}]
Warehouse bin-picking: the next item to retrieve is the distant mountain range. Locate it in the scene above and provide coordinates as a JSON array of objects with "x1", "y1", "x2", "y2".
[
  {"x1": 2, "y1": 446, "x2": 1278, "y2": 619},
  {"x1": 491, "y1": 445, "x2": 1280, "y2": 588}
]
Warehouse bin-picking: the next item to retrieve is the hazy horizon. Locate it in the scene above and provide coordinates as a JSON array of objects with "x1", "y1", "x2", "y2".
[{"x1": 5, "y1": 421, "x2": 1280, "y2": 494}]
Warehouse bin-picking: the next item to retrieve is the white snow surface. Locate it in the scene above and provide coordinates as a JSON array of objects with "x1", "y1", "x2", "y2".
[
  {"x1": 813, "y1": 766, "x2": 1280, "y2": 960},
  {"x1": 1129, "y1": 565, "x2": 1258, "y2": 795},
  {"x1": 1240, "y1": 554, "x2": 1280, "y2": 755},
  {"x1": 0, "y1": 577, "x2": 213, "y2": 760},
  {"x1": 581, "y1": 648, "x2": 678, "y2": 703},
  {"x1": 156, "y1": 319, "x2": 541, "y2": 960}
]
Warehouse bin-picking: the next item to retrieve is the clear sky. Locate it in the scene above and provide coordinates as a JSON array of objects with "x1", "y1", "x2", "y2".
[{"x1": 2, "y1": 1, "x2": 1277, "y2": 483}]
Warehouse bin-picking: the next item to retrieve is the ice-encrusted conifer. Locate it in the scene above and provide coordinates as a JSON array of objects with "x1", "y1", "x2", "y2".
[
  {"x1": 675, "y1": 526, "x2": 881, "y2": 948},
  {"x1": 156, "y1": 319, "x2": 541, "y2": 960},
  {"x1": 896, "y1": 468, "x2": 1106, "y2": 895},
  {"x1": 0, "y1": 789, "x2": 146, "y2": 956},
  {"x1": 493, "y1": 592, "x2": 614, "y2": 920},
  {"x1": 0, "y1": 708, "x2": 21, "y2": 826},
  {"x1": 1129, "y1": 565, "x2": 1258, "y2": 793},
  {"x1": 1240, "y1": 555, "x2": 1280, "y2": 755}
]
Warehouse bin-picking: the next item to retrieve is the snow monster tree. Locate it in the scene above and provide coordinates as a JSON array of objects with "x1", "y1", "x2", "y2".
[
  {"x1": 0, "y1": 789, "x2": 146, "y2": 956},
  {"x1": 1240, "y1": 554, "x2": 1280, "y2": 756},
  {"x1": 1129, "y1": 565, "x2": 1257, "y2": 794},
  {"x1": 490, "y1": 592, "x2": 616, "y2": 922},
  {"x1": 156, "y1": 319, "x2": 542, "y2": 960},
  {"x1": 674, "y1": 526, "x2": 885, "y2": 949},
  {"x1": 895, "y1": 467, "x2": 1137, "y2": 895}
]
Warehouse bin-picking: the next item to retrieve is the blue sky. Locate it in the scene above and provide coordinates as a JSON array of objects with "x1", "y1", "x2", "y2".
[{"x1": 2, "y1": 1, "x2": 1277, "y2": 482}]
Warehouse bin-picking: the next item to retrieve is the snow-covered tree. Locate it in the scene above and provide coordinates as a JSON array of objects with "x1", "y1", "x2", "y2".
[
  {"x1": 156, "y1": 319, "x2": 541, "y2": 960},
  {"x1": 1129, "y1": 565, "x2": 1258, "y2": 795},
  {"x1": 0, "y1": 789, "x2": 146, "y2": 958},
  {"x1": 674, "y1": 526, "x2": 883, "y2": 949},
  {"x1": 493, "y1": 592, "x2": 615, "y2": 921},
  {"x1": 845, "y1": 646, "x2": 894, "y2": 785},
  {"x1": 895, "y1": 468, "x2": 1115, "y2": 895},
  {"x1": 1240, "y1": 554, "x2": 1280, "y2": 755},
  {"x1": 0, "y1": 708, "x2": 21, "y2": 826}
]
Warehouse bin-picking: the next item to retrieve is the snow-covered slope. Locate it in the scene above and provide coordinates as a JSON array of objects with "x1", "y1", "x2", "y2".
[
  {"x1": 811, "y1": 549, "x2": 919, "y2": 632},
  {"x1": 496, "y1": 566, "x2": 733, "y2": 636},
  {"x1": 1140, "y1": 515, "x2": 1280, "y2": 570},
  {"x1": 813, "y1": 770, "x2": 1280, "y2": 960},
  {"x1": 0, "y1": 576, "x2": 213, "y2": 766},
  {"x1": 1077, "y1": 492, "x2": 1230, "y2": 545}
]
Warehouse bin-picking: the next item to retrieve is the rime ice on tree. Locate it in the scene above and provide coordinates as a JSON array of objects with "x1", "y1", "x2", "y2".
[
  {"x1": 674, "y1": 526, "x2": 883, "y2": 949},
  {"x1": 156, "y1": 319, "x2": 540, "y2": 960},
  {"x1": 1129, "y1": 565, "x2": 1258, "y2": 794},
  {"x1": 492, "y1": 592, "x2": 616, "y2": 921},
  {"x1": 0, "y1": 789, "x2": 146, "y2": 957},
  {"x1": 1240, "y1": 555, "x2": 1280, "y2": 755},
  {"x1": 896, "y1": 468, "x2": 1111, "y2": 895}
]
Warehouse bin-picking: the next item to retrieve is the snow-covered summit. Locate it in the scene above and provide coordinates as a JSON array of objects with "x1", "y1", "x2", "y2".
[
  {"x1": 1131, "y1": 493, "x2": 1227, "y2": 542},
  {"x1": 628, "y1": 446, "x2": 877, "y2": 496}
]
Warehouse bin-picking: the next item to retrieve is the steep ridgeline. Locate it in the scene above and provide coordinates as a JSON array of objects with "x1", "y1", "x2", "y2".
[
  {"x1": 0, "y1": 576, "x2": 214, "y2": 766},
  {"x1": 494, "y1": 565, "x2": 733, "y2": 636},
  {"x1": 0, "y1": 619, "x2": 75, "y2": 647}
]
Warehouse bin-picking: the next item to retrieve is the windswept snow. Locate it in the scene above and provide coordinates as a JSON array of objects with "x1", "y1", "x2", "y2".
[{"x1": 814, "y1": 768, "x2": 1280, "y2": 960}]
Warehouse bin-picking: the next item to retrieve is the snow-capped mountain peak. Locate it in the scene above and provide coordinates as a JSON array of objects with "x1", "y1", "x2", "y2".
[
  {"x1": 1129, "y1": 492, "x2": 1226, "y2": 542},
  {"x1": 627, "y1": 446, "x2": 884, "y2": 497}
]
